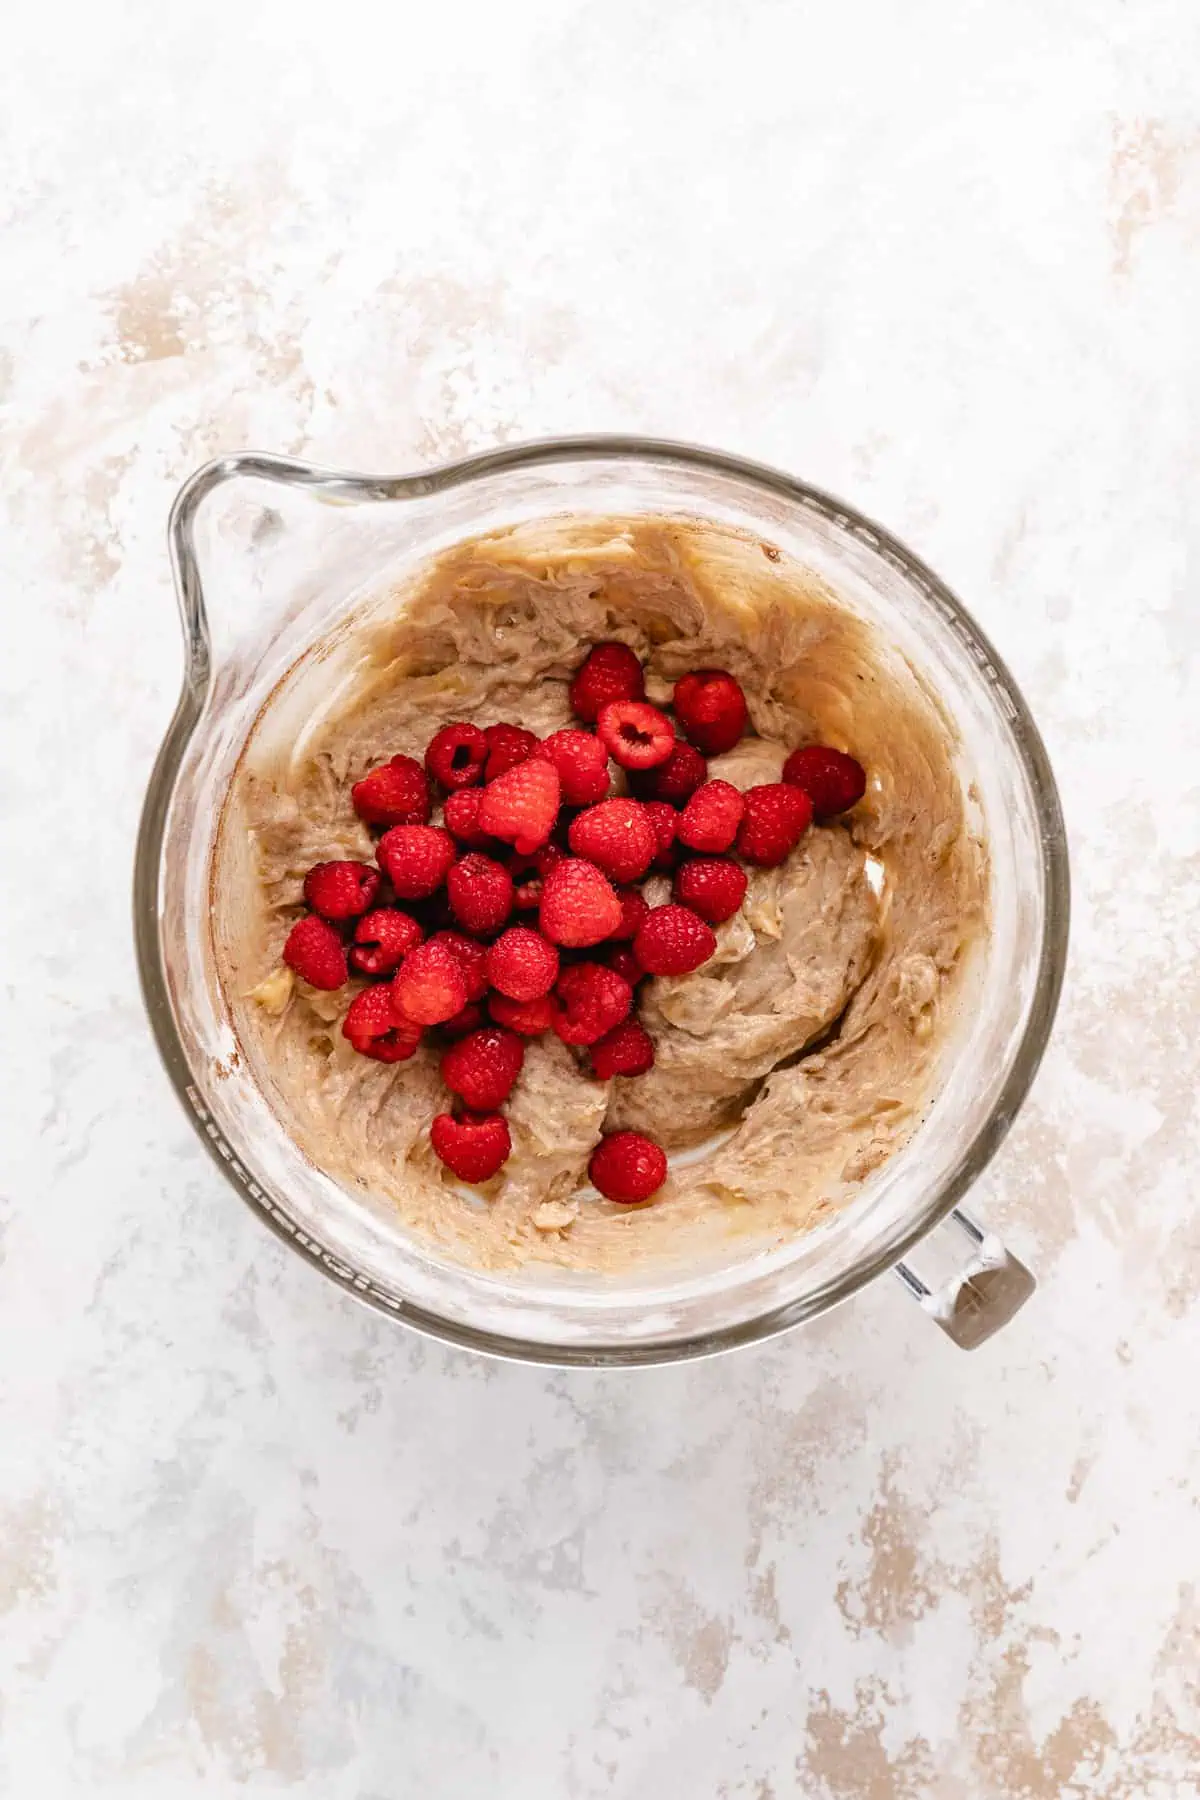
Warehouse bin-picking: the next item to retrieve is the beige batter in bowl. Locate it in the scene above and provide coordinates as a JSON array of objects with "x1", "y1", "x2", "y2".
[{"x1": 134, "y1": 438, "x2": 1068, "y2": 1363}]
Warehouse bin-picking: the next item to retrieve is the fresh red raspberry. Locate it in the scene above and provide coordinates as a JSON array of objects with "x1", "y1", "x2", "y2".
[
  {"x1": 538, "y1": 857, "x2": 623, "y2": 947},
  {"x1": 569, "y1": 641, "x2": 645, "y2": 723},
  {"x1": 606, "y1": 945, "x2": 643, "y2": 987},
  {"x1": 484, "y1": 722, "x2": 540, "y2": 782},
  {"x1": 553, "y1": 963, "x2": 634, "y2": 1046},
  {"x1": 588, "y1": 1130, "x2": 668, "y2": 1203},
  {"x1": 477, "y1": 758, "x2": 561, "y2": 855},
  {"x1": 590, "y1": 1018, "x2": 655, "y2": 1080},
  {"x1": 441, "y1": 1002, "x2": 487, "y2": 1039},
  {"x1": 596, "y1": 700, "x2": 675, "y2": 771},
  {"x1": 283, "y1": 914, "x2": 348, "y2": 989},
  {"x1": 446, "y1": 852, "x2": 514, "y2": 935},
  {"x1": 642, "y1": 801, "x2": 679, "y2": 870},
  {"x1": 567, "y1": 797, "x2": 657, "y2": 883},
  {"x1": 391, "y1": 938, "x2": 469, "y2": 1025},
  {"x1": 485, "y1": 925, "x2": 560, "y2": 1000},
  {"x1": 376, "y1": 825, "x2": 456, "y2": 899},
  {"x1": 633, "y1": 904, "x2": 717, "y2": 976},
  {"x1": 341, "y1": 984, "x2": 423, "y2": 1062},
  {"x1": 735, "y1": 783, "x2": 813, "y2": 866},
  {"x1": 430, "y1": 1110, "x2": 511, "y2": 1183},
  {"x1": 488, "y1": 992, "x2": 561, "y2": 1036},
  {"x1": 425, "y1": 721, "x2": 488, "y2": 789},
  {"x1": 677, "y1": 779, "x2": 746, "y2": 853},
  {"x1": 349, "y1": 907, "x2": 424, "y2": 975},
  {"x1": 672, "y1": 668, "x2": 748, "y2": 755},
  {"x1": 673, "y1": 857, "x2": 748, "y2": 924},
  {"x1": 442, "y1": 787, "x2": 495, "y2": 850},
  {"x1": 609, "y1": 887, "x2": 650, "y2": 941},
  {"x1": 507, "y1": 842, "x2": 561, "y2": 910},
  {"x1": 629, "y1": 739, "x2": 708, "y2": 805},
  {"x1": 426, "y1": 930, "x2": 489, "y2": 1001},
  {"x1": 781, "y1": 745, "x2": 867, "y2": 818},
  {"x1": 535, "y1": 728, "x2": 611, "y2": 805},
  {"x1": 350, "y1": 754, "x2": 430, "y2": 827},
  {"x1": 441, "y1": 1026, "x2": 525, "y2": 1110},
  {"x1": 537, "y1": 843, "x2": 567, "y2": 877},
  {"x1": 301, "y1": 859, "x2": 381, "y2": 920},
  {"x1": 508, "y1": 842, "x2": 564, "y2": 910}
]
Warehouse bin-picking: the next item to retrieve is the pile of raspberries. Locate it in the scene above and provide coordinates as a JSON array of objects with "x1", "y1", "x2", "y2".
[{"x1": 281, "y1": 644, "x2": 865, "y2": 1205}]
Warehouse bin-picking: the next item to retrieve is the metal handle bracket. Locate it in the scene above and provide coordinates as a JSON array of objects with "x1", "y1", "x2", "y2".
[{"x1": 895, "y1": 1207, "x2": 1035, "y2": 1349}]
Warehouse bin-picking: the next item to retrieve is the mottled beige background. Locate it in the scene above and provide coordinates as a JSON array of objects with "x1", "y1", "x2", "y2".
[{"x1": 3, "y1": 1, "x2": 1199, "y2": 1795}]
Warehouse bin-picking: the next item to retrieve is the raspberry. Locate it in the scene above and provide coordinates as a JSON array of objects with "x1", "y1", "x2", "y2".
[
  {"x1": 673, "y1": 857, "x2": 748, "y2": 924},
  {"x1": 302, "y1": 860, "x2": 381, "y2": 921},
  {"x1": 391, "y1": 938, "x2": 469, "y2": 1025},
  {"x1": 610, "y1": 887, "x2": 650, "y2": 941},
  {"x1": 441, "y1": 1002, "x2": 487, "y2": 1039},
  {"x1": 477, "y1": 758, "x2": 561, "y2": 855},
  {"x1": 596, "y1": 700, "x2": 675, "y2": 770},
  {"x1": 567, "y1": 797, "x2": 656, "y2": 883},
  {"x1": 629, "y1": 739, "x2": 707, "y2": 805},
  {"x1": 506, "y1": 842, "x2": 558, "y2": 909},
  {"x1": 342, "y1": 984, "x2": 423, "y2": 1062},
  {"x1": 282, "y1": 914, "x2": 348, "y2": 989},
  {"x1": 673, "y1": 669, "x2": 748, "y2": 755},
  {"x1": 569, "y1": 641, "x2": 645, "y2": 723},
  {"x1": 485, "y1": 925, "x2": 560, "y2": 1000},
  {"x1": 351, "y1": 754, "x2": 431, "y2": 828},
  {"x1": 430, "y1": 1111, "x2": 511, "y2": 1183},
  {"x1": 441, "y1": 1026, "x2": 525, "y2": 1110},
  {"x1": 376, "y1": 825, "x2": 456, "y2": 899},
  {"x1": 588, "y1": 1131, "x2": 668, "y2": 1203},
  {"x1": 677, "y1": 780, "x2": 746, "y2": 853},
  {"x1": 488, "y1": 992, "x2": 561, "y2": 1036},
  {"x1": 349, "y1": 907, "x2": 424, "y2": 975},
  {"x1": 634, "y1": 904, "x2": 717, "y2": 976},
  {"x1": 538, "y1": 857, "x2": 623, "y2": 948},
  {"x1": 553, "y1": 963, "x2": 634, "y2": 1046},
  {"x1": 484, "y1": 722, "x2": 540, "y2": 782},
  {"x1": 508, "y1": 842, "x2": 565, "y2": 910},
  {"x1": 447, "y1": 852, "x2": 514, "y2": 935},
  {"x1": 442, "y1": 787, "x2": 495, "y2": 850},
  {"x1": 606, "y1": 945, "x2": 643, "y2": 987},
  {"x1": 782, "y1": 745, "x2": 867, "y2": 818},
  {"x1": 425, "y1": 721, "x2": 488, "y2": 789},
  {"x1": 735, "y1": 783, "x2": 813, "y2": 866},
  {"x1": 642, "y1": 800, "x2": 679, "y2": 870},
  {"x1": 535, "y1": 728, "x2": 611, "y2": 805},
  {"x1": 426, "y1": 930, "x2": 489, "y2": 1002},
  {"x1": 590, "y1": 1019, "x2": 655, "y2": 1080}
]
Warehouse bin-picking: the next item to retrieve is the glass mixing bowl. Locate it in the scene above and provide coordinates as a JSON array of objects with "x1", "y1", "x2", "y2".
[{"x1": 134, "y1": 438, "x2": 1068, "y2": 1365}]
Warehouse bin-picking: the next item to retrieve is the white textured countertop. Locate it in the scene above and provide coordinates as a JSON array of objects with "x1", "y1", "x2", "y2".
[{"x1": 4, "y1": 3, "x2": 1199, "y2": 1794}]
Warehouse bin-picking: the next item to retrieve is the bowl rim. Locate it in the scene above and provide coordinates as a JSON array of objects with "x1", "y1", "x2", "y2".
[{"x1": 133, "y1": 433, "x2": 1070, "y2": 1367}]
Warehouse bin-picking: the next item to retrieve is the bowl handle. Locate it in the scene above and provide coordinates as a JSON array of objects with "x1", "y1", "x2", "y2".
[{"x1": 894, "y1": 1207, "x2": 1035, "y2": 1348}]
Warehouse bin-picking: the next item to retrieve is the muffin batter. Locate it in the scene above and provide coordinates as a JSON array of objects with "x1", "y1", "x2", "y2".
[{"x1": 214, "y1": 515, "x2": 987, "y2": 1271}]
